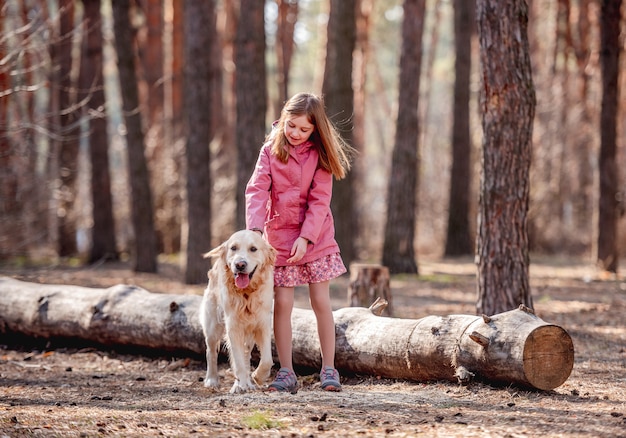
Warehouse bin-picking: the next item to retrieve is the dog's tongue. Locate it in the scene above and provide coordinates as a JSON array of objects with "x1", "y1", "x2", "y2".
[{"x1": 235, "y1": 273, "x2": 250, "y2": 289}]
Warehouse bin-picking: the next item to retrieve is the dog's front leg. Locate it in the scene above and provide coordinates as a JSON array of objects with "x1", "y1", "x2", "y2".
[
  {"x1": 252, "y1": 321, "x2": 273, "y2": 386},
  {"x1": 226, "y1": 325, "x2": 256, "y2": 393},
  {"x1": 203, "y1": 330, "x2": 222, "y2": 388},
  {"x1": 200, "y1": 292, "x2": 223, "y2": 389}
]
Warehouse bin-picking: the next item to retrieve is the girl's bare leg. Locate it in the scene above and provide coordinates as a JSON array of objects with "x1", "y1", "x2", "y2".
[
  {"x1": 273, "y1": 286, "x2": 295, "y2": 370},
  {"x1": 309, "y1": 280, "x2": 336, "y2": 368}
]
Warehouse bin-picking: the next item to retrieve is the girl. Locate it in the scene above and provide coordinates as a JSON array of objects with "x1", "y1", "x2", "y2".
[{"x1": 245, "y1": 92, "x2": 354, "y2": 393}]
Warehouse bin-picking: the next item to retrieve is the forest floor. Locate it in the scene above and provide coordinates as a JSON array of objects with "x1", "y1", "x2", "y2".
[{"x1": 0, "y1": 256, "x2": 625, "y2": 437}]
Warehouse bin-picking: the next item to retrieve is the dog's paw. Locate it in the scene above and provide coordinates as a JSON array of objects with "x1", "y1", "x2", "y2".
[
  {"x1": 203, "y1": 377, "x2": 219, "y2": 389},
  {"x1": 229, "y1": 379, "x2": 257, "y2": 394},
  {"x1": 251, "y1": 368, "x2": 271, "y2": 386}
]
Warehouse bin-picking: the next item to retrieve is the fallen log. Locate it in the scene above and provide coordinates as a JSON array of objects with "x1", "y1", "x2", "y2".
[
  {"x1": 0, "y1": 277, "x2": 205, "y2": 354},
  {"x1": 293, "y1": 304, "x2": 574, "y2": 390},
  {"x1": 0, "y1": 277, "x2": 574, "y2": 390}
]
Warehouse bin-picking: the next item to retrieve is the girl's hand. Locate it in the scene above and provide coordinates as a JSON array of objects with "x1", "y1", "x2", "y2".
[{"x1": 287, "y1": 237, "x2": 309, "y2": 263}]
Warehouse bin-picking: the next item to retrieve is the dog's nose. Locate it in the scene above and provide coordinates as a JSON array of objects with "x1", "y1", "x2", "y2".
[{"x1": 235, "y1": 260, "x2": 247, "y2": 272}]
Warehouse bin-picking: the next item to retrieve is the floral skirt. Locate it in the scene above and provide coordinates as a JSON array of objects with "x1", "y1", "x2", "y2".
[{"x1": 274, "y1": 253, "x2": 347, "y2": 287}]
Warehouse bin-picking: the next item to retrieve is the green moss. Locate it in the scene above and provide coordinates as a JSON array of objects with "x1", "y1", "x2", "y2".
[{"x1": 241, "y1": 410, "x2": 283, "y2": 430}]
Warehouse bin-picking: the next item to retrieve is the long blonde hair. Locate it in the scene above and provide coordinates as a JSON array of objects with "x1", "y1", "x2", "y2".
[{"x1": 268, "y1": 93, "x2": 355, "y2": 180}]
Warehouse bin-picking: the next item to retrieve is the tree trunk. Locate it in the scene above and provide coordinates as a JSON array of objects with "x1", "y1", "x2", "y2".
[
  {"x1": 382, "y1": 0, "x2": 426, "y2": 274},
  {"x1": 476, "y1": 0, "x2": 535, "y2": 315},
  {"x1": 56, "y1": 0, "x2": 80, "y2": 257},
  {"x1": 139, "y1": 0, "x2": 169, "y2": 256},
  {"x1": 444, "y1": 0, "x2": 475, "y2": 257},
  {"x1": 418, "y1": 0, "x2": 441, "y2": 148},
  {"x1": 572, "y1": 0, "x2": 594, "y2": 247},
  {"x1": 183, "y1": 0, "x2": 216, "y2": 284},
  {"x1": 597, "y1": 0, "x2": 621, "y2": 273},
  {"x1": 323, "y1": 0, "x2": 358, "y2": 266},
  {"x1": 0, "y1": 1, "x2": 34, "y2": 260},
  {"x1": 112, "y1": 0, "x2": 158, "y2": 273},
  {"x1": 161, "y1": 0, "x2": 185, "y2": 255},
  {"x1": 0, "y1": 10, "x2": 11, "y2": 260},
  {"x1": 352, "y1": 0, "x2": 371, "y2": 231},
  {"x1": 140, "y1": 0, "x2": 164, "y2": 125},
  {"x1": 235, "y1": 0, "x2": 267, "y2": 230},
  {"x1": 81, "y1": 0, "x2": 118, "y2": 263},
  {"x1": 276, "y1": 0, "x2": 298, "y2": 106},
  {"x1": 0, "y1": 277, "x2": 573, "y2": 391}
]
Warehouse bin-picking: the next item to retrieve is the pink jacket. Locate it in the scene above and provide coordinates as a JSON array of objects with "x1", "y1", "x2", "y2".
[{"x1": 245, "y1": 140, "x2": 341, "y2": 267}]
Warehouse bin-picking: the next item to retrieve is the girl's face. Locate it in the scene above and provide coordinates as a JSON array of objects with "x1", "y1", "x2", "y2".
[{"x1": 284, "y1": 115, "x2": 314, "y2": 146}]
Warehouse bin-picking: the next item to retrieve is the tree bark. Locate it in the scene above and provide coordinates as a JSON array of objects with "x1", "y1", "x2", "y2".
[
  {"x1": 160, "y1": 0, "x2": 185, "y2": 255},
  {"x1": 352, "y1": 0, "x2": 371, "y2": 226},
  {"x1": 382, "y1": 0, "x2": 426, "y2": 274},
  {"x1": 235, "y1": 0, "x2": 267, "y2": 230},
  {"x1": 0, "y1": 277, "x2": 573, "y2": 391},
  {"x1": 476, "y1": 0, "x2": 535, "y2": 315},
  {"x1": 444, "y1": 0, "x2": 475, "y2": 257},
  {"x1": 323, "y1": 0, "x2": 358, "y2": 266},
  {"x1": 56, "y1": 0, "x2": 80, "y2": 257},
  {"x1": 276, "y1": 0, "x2": 298, "y2": 106},
  {"x1": 0, "y1": 9, "x2": 11, "y2": 259},
  {"x1": 0, "y1": 1, "x2": 37, "y2": 260},
  {"x1": 139, "y1": 0, "x2": 172, "y2": 256},
  {"x1": 597, "y1": 0, "x2": 621, "y2": 273},
  {"x1": 139, "y1": 0, "x2": 164, "y2": 125},
  {"x1": 112, "y1": 0, "x2": 158, "y2": 273},
  {"x1": 80, "y1": 0, "x2": 118, "y2": 263},
  {"x1": 182, "y1": 0, "x2": 215, "y2": 284}
]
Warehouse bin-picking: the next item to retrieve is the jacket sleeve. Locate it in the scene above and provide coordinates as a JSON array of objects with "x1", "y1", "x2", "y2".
[
  {"x1": 299, "y1": 166, "x2": 333, "y2": 245},
  {"x1": 245, "y1": 145, "x2": 272, "y2": 231}
]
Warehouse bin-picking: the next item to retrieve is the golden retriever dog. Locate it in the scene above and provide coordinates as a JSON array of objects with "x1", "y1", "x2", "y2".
[{"x1": 199, "y1": 230, "x2": 276, "y2": 393}]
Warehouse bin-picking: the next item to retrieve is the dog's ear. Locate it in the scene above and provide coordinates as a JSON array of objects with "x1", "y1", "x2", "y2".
[
  {"x1": 260, "y1": 243, "x2": 277, "y2": 270},
  {"x1": 203, "y1": 241, "x2": 226, "y2": 260},
  {"x1": 267, "y1": 245, "x2": 277, "y2": 266}
]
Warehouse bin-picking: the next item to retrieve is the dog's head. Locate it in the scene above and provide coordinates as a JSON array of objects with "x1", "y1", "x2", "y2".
[{"x1": 204, "y1": 230, "x2": 276, "y2": 290}]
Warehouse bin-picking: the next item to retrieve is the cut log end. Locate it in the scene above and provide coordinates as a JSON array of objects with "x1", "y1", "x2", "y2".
[{"x1": 523, "y1": 325, "x2": 574, "y2": 390}]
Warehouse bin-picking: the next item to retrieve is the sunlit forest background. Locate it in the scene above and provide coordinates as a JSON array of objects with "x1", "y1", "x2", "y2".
[{"x1": 1, "y1": 0, "x2": 624, "y2": 282}]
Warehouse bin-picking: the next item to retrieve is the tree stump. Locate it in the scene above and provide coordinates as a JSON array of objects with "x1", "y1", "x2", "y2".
[{"x1": 347, "y1": 263, "x2": 393, "y2": 316}]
